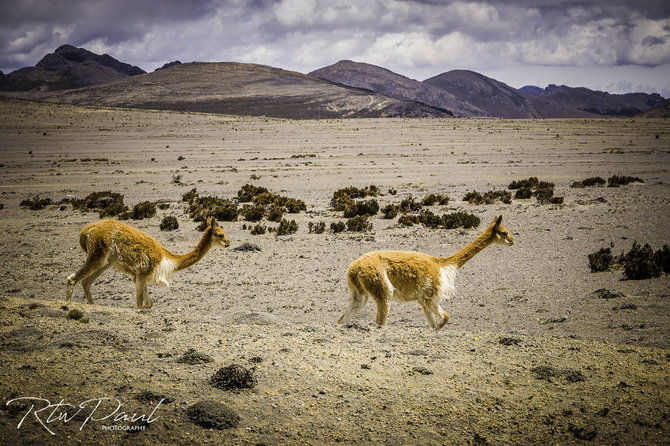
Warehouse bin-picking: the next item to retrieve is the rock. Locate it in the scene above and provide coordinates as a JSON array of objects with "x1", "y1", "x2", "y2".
[
  {"x1": 591, "y1": 289, "x2": 624, "y2": 299},
  {"x1": 233, "y1": 242, "x2": 262, "y2": 252},
  {"x1": 186, "y1": 400, "x2": 240, "y2": 429}
]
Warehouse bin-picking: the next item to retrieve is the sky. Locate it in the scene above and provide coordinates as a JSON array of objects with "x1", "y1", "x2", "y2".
[{"x1": 2, "y1": 0, "x2": 670, "y2": 96}]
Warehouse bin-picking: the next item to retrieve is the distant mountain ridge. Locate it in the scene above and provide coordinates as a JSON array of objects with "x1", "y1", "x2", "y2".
[
  {"x1": 0, "y1": 45, "x2": 665, "y2": 119},
  {"x1": 0, "y1": 44, "x2": 145, "y2": 91},
  {"x1": 309, "y1": 60, "x2": 488, "y2": 117}
]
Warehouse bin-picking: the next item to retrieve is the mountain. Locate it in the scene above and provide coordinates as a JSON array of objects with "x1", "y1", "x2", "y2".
[
  {"x1": 309, "y1": 60, "x2": 488, "y2": 117},
  {"x1": 531, "y1": 84, "x2": 665, "y2": 117},
  {"x1": 0, "y1": 44, "x2": 145, "y2": 91},
  {"x1": 15, "y1": 62, "x2": 451, "y2": 119},
  {"x1": 637, "y1": 98, "x2": 670, "y2": 118},
  {"x1": 423, "y1": 70, "x2": 547, "y2": 118}
]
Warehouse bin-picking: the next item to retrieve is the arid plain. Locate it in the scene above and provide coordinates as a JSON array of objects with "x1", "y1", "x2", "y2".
[{"x1": 0, "y1": 97, "x2": 669, "y2": 445}]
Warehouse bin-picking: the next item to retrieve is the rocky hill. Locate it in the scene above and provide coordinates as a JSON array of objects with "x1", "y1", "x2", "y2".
[
  {"x1": 637, "y1": 98, "x2": 670, "y2": 118},
  {"x1": 0, "y1": 44, "x2": 145, "y2": 91},
  {"x1": 309, "y1": 60, "x2": 488, "y2": 117},
  {"x1": 13, "y1": 61, "x2": 451, "y2": 119}
]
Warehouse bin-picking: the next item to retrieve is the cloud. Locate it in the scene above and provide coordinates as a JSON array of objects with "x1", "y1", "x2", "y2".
[{"x1": 1, "y1": 0, "x2": 669, "y2": 94}]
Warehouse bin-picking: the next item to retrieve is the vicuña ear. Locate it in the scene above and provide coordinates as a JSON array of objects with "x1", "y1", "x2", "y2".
[
  {"x1": 206, "y1": 216, "x2": 213, "y2": 227},
  {"x1": 210, "y1": 218, "x2": 218, "y2": 228},
  {"x1": 494, "y1": 215, "x2": 503, "y2": 228}
]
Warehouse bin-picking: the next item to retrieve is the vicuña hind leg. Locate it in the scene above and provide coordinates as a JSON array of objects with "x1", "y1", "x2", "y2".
[
  {"x1": 338, "y1": 288, "x2": 369, "y2": 325},
  {"x1": 80, "y1": 263, "x2": 110, "y2": 304},
  {"x1": 66, "y1": 253, "x2": 108, "y2": 302},
  {"x1": 134, "y1": 277, "x2": 152, "y2": 309},
  {"x1": 422, "y1": 299, "x2": 449, "y2": 330}
]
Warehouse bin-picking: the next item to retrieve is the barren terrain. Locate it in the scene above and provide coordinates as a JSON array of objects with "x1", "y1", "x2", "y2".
[{"x1": 0, "y1": 97, "x2": 669, "y2": 445}]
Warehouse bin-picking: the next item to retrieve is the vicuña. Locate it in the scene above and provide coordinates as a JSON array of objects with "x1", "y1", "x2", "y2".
[
  {"x1": 66, "y1": 217, "x2": 230, "y2": 308},
  {"x1": 338, "y1": 215, "x2": 514, "y2": 329}
]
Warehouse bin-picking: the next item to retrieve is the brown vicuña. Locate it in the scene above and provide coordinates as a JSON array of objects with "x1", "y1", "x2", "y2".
[
  {"x1": 338, "y1": 215, "x2": 514, "y2": 329},
  {"x1": 66, "y1": 217, "x2": 230, "y2": 308}
]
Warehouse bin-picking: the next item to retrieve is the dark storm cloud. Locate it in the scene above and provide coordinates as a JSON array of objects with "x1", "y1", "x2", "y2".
[{"x1": 1, "y1": 0, "x2": 669, "y2": 94}]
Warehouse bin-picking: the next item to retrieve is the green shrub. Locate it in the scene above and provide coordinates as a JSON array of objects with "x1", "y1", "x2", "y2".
[
  {"x1": 421, "y1": 193, "x2": 449, "y2": 206},
  {"x1": 237, "y1": 184, "x2": 269, "y2": 202},
  {"x1": 276, "y1": 219, "x2": 298, "y2": 236},
  {"x1": 122, "y1": 201, "x2": 156, "y2": 220},
  {"x1": 509, "y1": 177, "x2": 540, "y2": 189},
  {"x1": 265, "y1": 205, "x2": 284, "y2": 222},
  {"x1": 607, "y1": 175, "x2": 644, "y2": 187},
  {"x1": 331, "y1": 185, "x2": 379, "y2": 210},
  {"x1": 308, "y1": 221, "x2": 326, "y2": 234},
  {"x1": 250, "y1": 223, "x2": 266, "y2": 235},
  {"x1": 508, "y1": 177, "x2": 561, "y2": 204},
  {"x1": 441, "y1": 212, "x2": 480, "y2": 229},
  {"x1": 655, "y1": 245, "x2": 670, "y2": 274},
  {"x1": 588, "y1": 247, "x2": 614, "y2": 272},
  {"x1": 571, "y1": 177, "x2": 606, "y2": 188},
  {"x1": 343, "y1": 199, "x2": 379, "y2": 218},
  {"x1": 398, "y1": 214, "x2": 418, "y2": 226},
  {"x1": 621, "y1": 242, "x2": 662, "y2": 280},
  {"x1": 20, "y1": 196, "x2": 53, "y2": 210},
  {"x1": 186, "y1": 193, "x2": 238, "y2": 223},
  {"x1": 330, "y1": 221, "x2": 346, "y2": 233},
  {"x1": 381, "y1": 204, "x2": 399, "y2": 219},
  {"x1": 464, "y1": 190, "x2": 511, "y2": 205},
  {"x1": 240, "y1": 204, "x2": 265, "y2": 222},
  {"x1": 160, "y1": 216, "x2": 179, "y2": 231},
  {"x1": 346, "y1": 215, "x2": 373, "y2": 232},
  {"x1": 399, "y1": 196, "x2": 422, "y2": 212}
]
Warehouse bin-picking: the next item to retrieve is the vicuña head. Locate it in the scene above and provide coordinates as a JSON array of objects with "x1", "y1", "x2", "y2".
[
  {"x1": 66, "y1": 217, "x2": 230, "y2": 308},
  {"x1": 338, "y1": 215, "x2": 513, "y2": 329}
]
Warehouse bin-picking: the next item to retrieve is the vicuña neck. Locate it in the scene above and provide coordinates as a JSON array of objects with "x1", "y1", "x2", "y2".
[
  {"x1": 169, "y1": 229, "x2": 213, "y2": 271},
  {"x1": 439, "y1": 228, "x2": 493, "y2": 268}
]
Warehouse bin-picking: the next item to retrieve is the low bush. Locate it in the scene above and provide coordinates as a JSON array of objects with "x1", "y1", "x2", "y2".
[
  {"x1": 20, "y1": 196, "x2": 53, "y2": 210},
  {"x1": 331, "y1": 185, "x2": 379, "y2": 211},
  {"x1": 571, "y1": 177, "x2": 606, "y2": 188},
  {"x1": 463, "y1": 190, "x2": 511, "y2": 205},
  {"x1": 381, "y1": 204, "x2": 399, "y2": 219},
  {"x1": 588, "y1": 242, "x2": 669, "y2": 279},
  {"x1": 421, "y1": 193, "x2": 449, "y2": 206},
  {"x1": 330, "y1": 221, "x2": 346, "y2": 233},
  {"x1": 346, "y1": 215, "x2": 373, "y2": 232},
  {"x1": 275, "y1": 219, "x2": 298, "y2": 236},
  {"x1": 343, "y1": 199, "x2": 379, "y2": 218},
  {"x1": 69, "y1": 191, "x2": 127, "y2": 217},
  {"x1": 121, "y1": 201, "x2": 156, "y2": 220},
  {"x1": 250, "y1": 223, "x2": 266, "y2": 235},
  {"x1": 308, "y1": 221, "x2": 326, "y2": 234},
  {"x1": 607, "y1": 175, "x2": 644, "y2": 187},
  {"x1": 159, "y1": 216, "x2": 179, "y2": 231},
  {"x1": 588, "y1": 247, "x2": 614, "y2": 272},
  {"x1": 240, "y1": 204, "x2": 265, "y2": 222}
]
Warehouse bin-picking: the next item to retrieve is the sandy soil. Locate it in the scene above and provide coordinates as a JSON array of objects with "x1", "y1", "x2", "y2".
[{"x1": 0, "y1": 97, "x2": 669, "y2": 445}]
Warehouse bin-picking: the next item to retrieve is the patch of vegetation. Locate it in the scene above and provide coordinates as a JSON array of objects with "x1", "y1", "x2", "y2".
[
  {"x1": 421, "y1": 193, "x2": 449, "y2": 206},
  {"x1": 463, "y1": 190, "x2": 511, "y2": 205},
  {"x1": 588, "y1": 248, "x2": 614, "y2": 272},
  {"x1": 571, "y1": 177, "x2": 606, "y2": 188},
  {"x1": 265, "y1": 204, "x2": 284, "y2": 222},
  {"x1": 240, "y1": 204, "x2": 265, "y2": 222},
  {"x1": 399, "y1": 196, "x2": 422, "y2": 212},
  {"x1": 588, "y1": 242, "x2": 669, "y2": 280},
  {"x1": 343, "y1": 199, "x2": 379, "y2": 218},
  {"x1": 346, "y1": 215, "x2": 373, "y2": 232},
  {"x1": 380, "y1": 204, "x2": 399, "y2": 219},
  {"x1": 508, "y1": 177, "x2": 562, "y2": 204},
  {"x1": 237, "y1": 184, "x2": 269, "y2": 202},
  {"x1": 20, "y1": 196, "x2": 53, "y2": 210},
  {"x1": 159, "y1": 216, "x2": 179, "y2": 231},
  {"x1": 441, "y1": 211, "x2": 481, "y2": 229},
  {"x1": 250, "y1": 223, "x2": 266, "y2": 235},
  {"x1": 607, "y1": 175, "x2": 644, "y2": 187},
  {"x1": 398, "y1": 211, "x2": 480, "y2": 230},
  {"x1": 67, "y1": 191, "x2": 128, "y2": 217},
  {"x1": 210, "y1": 364, "x2": 257, "y2": 390},
  {"x1": 66, "y1": 309, "x2": 84, "y2": 321},
  {"x1": 120, "y1": 201, "x2": 156, "y2": 220},
  {"x1": 275, "y1": 219, "x2": 298, "y2": 236},
  {"x1": 308, "y1": 221, "x2": 326, "y2": 234},
  {"x1": 182, "y1": 189, "x2": 238, "y2": 224},
  {"x1": 330, "y1": 221, "x2": 346, "y2": 233},
  {"x1": 331, "y1": 185, "x2": 379, "y2": 211}
]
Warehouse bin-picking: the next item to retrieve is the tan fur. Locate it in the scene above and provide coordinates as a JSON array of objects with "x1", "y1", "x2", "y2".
[
  {"x1": 338, "y1": 215, "x2": 514, "y2": 329},
  {"x1": 66, "y1": 217, "x2": 229, "y2": 308}
]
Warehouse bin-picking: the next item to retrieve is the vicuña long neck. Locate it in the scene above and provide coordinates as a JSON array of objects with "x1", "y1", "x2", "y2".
[
  {"x1": 169, "y1": 229, "x2": 213, "y2": 271},
  {"x1": 438, "y1": 228, "x2": 493, "y2": 268}
]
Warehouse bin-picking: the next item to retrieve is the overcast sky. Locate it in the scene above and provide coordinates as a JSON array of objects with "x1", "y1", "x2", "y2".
[{"x1": 2, "y1": 0, "x2": 670, "y2": 96}]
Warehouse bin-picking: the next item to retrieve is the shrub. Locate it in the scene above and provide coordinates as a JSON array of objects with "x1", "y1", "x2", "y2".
[
  {"x1": 381, "y1": 204, "x2": 399, "y2": 219},
  {"x1": 265, "y1": 205, "x2": 284, "y2": 222},
  {"x1": 331, "y1": 185, "x2": 379, "y2": 210},
  {"x1": 159, "y1": 216, "x2": 179, "y2": 231},
  {"x1": 185, "y1": 192, "x2": 238, "y2": 223},
  {"x1": 330, "y1": 221, "x2": 346, "y2": 233},
  {"x1": 398, "y1": 214, "x2": 418, "y2": 227},
  {"x1": 209, "y1": 364, "x2": 257, "y2": 390},
  {"x1": 620, "y1": 242, "x2": 662, "y2": 280},
  {"x1": 250, "y1": 223, "x2": 266, "y2": 235},
  {"x1": 509, "y1": 177, "x2": 540, "y2": 190},
  {"x1": 463, "y1": 190, "x2": 511, "y2": 205},
  {"x1": 399, "y1": 196, "x2": 422, "y2": 212},
  {"x1": 514, "y1": 187, "x2": 533, "y2": 199},
  {"x1": 20, "y1": 196, "x2": 53, "y2": 210},
  {"x1": 308, "y1": 221, "x2": 326, "y2": 234},
  {"x1": 588, "y1": 248, "x2": 614, "y2": 272},
  {"x1": 240, "y1": 204, "x2": 265, "y2": 222},
  {"x1": 441, "y1": 212, "x2": 480, "y2": 229},
  {"x1": 571, "y1": 177, "x2": 606, "y2": 188},
  {"x1": 508, "y1": 177, "x2": 561, "y2": 205},
  {"x1": 655, "y1": 245, "x2": 670, "y2": 274},
  {"x1": 237, "y1": 184, "x2": 269, "y2": 202},
  {"x1": 607, "y1": 175, "x2": 644, "y2": 187},
  {"x1": 421, "y1": 193, "x2": 449, "y2": 206},
  {"x1": 99, "y1": 202, "x2": 129, "y2": 218},
  {"x1": 346, "y1": 215, "x2": 373, "y2": 232},
  {"x1": 122, "y1": 201, "x2": 156, "y2": 220},
  {"x1": 343, "y1": 199, "x2": 379, "y2": 218},
  {"x1": 276, "y1": 219, "x2": 298, "y2": 236}
]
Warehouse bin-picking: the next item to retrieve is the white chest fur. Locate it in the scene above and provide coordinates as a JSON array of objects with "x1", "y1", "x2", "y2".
[{"x1": 151, "y1": 256, "x2": 177, "y2": 287}]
